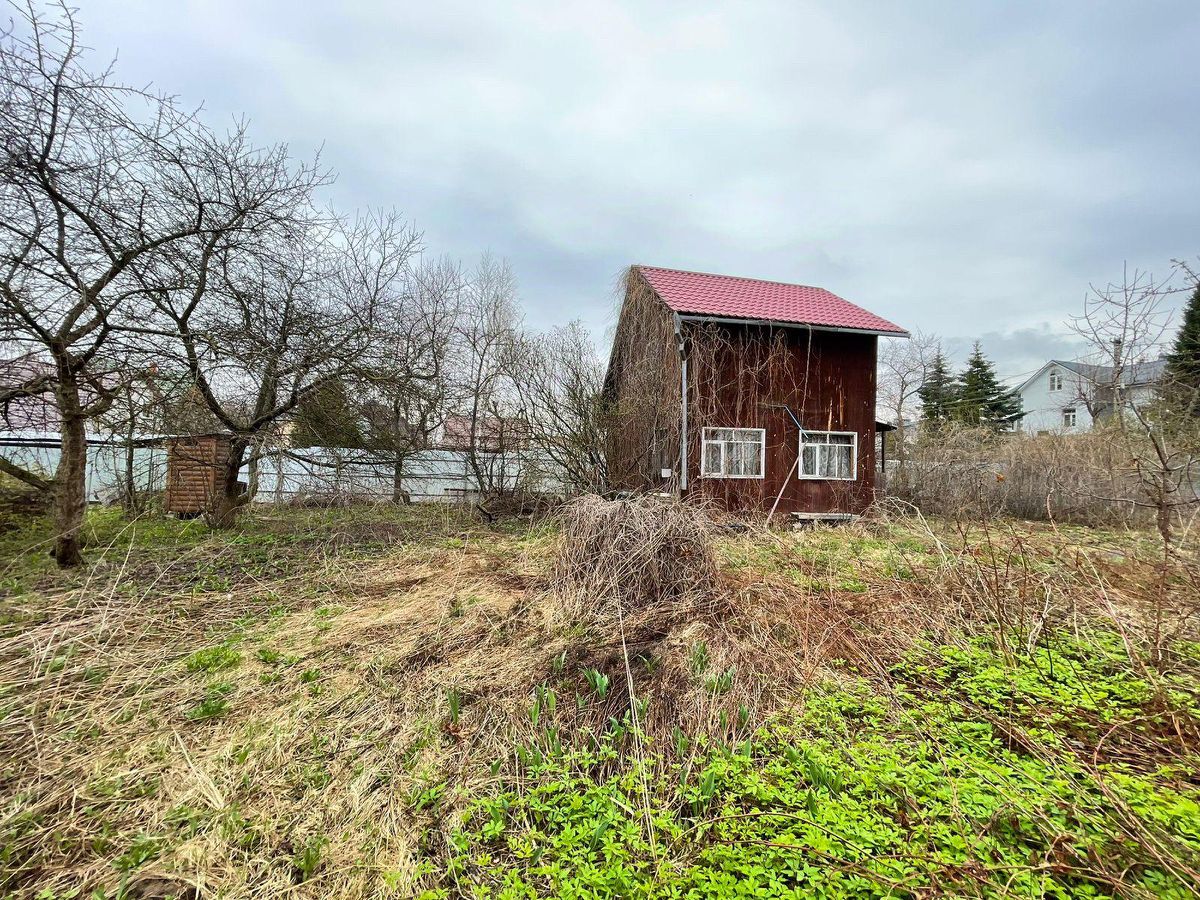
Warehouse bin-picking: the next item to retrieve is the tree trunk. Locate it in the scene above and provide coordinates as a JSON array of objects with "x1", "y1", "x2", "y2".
[
  {"x1": 247, "y1": 451, "x2": 260, "y2": 501},
  {"x1": 52, "y1": 377, "x2": 88, "y2": 567},
  {"x1": 207, "y1": 439, "x2": 248, "y2": 528},
  {"x1": 120, "y1": 403, "x2": 143, "y2": 516},
  {"x1": 1155, "y1": 472, "x2": 1173, "y2": 554},
  {"x1": 392, "y1": 455, "x2": 408, "y2": 504},
  {"x1": 122, "y1": 440, "x2": 137, "y2": 513}
]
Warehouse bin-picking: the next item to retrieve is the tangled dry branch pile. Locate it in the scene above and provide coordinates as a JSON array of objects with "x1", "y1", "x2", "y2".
[{"x1": 551, "y1": 494, "x2": 719, "y2": 624}]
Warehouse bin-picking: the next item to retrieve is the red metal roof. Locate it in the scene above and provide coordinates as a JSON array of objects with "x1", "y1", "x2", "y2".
[{"x1": 636, "y1": 265, "x2": 907, "y2": 335}]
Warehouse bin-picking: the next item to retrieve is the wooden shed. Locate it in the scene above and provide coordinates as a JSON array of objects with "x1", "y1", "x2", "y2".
[
  {"x1": 164, "y1": 434, "x2": 233, "y2": 515},
  {"x1": 603, "y1": 266, "x2": 908, "y2": 518}
]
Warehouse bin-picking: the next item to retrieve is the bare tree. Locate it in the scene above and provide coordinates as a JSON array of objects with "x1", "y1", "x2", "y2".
[
  {"x1": 0, "y1": 2, "x2": 323, "y2": 563},
  {"x1": 877, "y1": 329, "x2": 937, "y2": 475},
  {"x1": 511, "y1": 321, "x2": 608, "y2": 494},
  {"x1": 1070, "y1": 265, "x2": 1198, "y2": 555},
  {"x1": 454, "y1": 254, "x2": 522, "y2": 497},
  {"x1": 356, "y1": 257, "x2": 462, "y2": 502},
  {"x1": 1069, "y1": 264, "x2": 1174, "y2": 421},
  {"x1": 153, "y1": 211, "x2": 420, "y2": 525},
  {"x1": 95, "y1": 358, "x2": 189, "y2": 513}
]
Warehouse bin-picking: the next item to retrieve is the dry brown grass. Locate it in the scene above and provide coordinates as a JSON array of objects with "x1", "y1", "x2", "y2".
[
  {"x1": 546, "y1": 495, "x2": 917, "y2": 740},
  {"x1": 1, "y1": 500, "x2": 1198, "y2": 898},
  {"x1": 0, "y1": 525, "x2": 556, "y2": 898}
]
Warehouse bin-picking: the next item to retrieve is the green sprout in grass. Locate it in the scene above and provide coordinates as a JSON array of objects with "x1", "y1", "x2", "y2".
[
  {"x1": 530, "y1": 683, "x2": 556, "y2": 726},
  {"x1": 446, "y1": 687, "x2": 463, "y2": 726},
  {"x1": 583, "y1": 668, "x2": 609, "y2": 700},
  {"x1": 184, "y1": 644, "x2": 241, "y2": 674},
  {"x1": 187, "y1": 683, "x2": 234, "y2": 721},
  {"x1": 291, "y1": 835, "x2": 327, "y2": 882},
  {"x1": 300, "y1": 668, "x2": 323, "y2": 695},
  {"x1": 704, "y1": 666, "x2": 735, "y2": 695}
]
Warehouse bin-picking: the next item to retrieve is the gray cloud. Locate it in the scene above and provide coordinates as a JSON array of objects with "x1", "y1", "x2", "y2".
[{"x1": 69, "y1": 0, "x2": 1200, "y2": 375}]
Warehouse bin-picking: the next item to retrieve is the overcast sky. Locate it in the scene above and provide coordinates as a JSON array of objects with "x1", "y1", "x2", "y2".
[{"x1": 70, "y1": 0, "x2": 1200, "y2": 381}]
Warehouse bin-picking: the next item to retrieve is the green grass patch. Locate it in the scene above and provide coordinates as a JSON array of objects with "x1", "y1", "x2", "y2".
[
  {"x1": 183, "y1": 644, "x2": 242, "y2": 675},
  {"x1": 438, "y1": 628, "x2": 1200, "y2": 899}
]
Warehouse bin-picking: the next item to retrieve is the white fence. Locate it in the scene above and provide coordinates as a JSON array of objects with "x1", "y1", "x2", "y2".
[
  {"x1": 1, "y1": 437, "x2": 565, "y2": 505},
  {"x1": 249, "y1": 448, "x2": 565, "y2": 503},
  {"x1": 0, "y1": 439, "x2": 167, "y2": 503}
]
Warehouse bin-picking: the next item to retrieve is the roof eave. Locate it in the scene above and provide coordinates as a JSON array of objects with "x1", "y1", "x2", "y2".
[{"x1": 675, "y1": 312, "x2": 908, "y2": 338}]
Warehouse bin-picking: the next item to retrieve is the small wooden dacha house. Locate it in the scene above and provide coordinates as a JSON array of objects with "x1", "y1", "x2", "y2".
[{"x1": 603, "y1": 265, "x2": 907, "y2": 518}]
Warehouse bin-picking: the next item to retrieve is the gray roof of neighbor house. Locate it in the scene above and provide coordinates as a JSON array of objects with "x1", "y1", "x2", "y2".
[
  {"x1": 1016, "y1": 357, "x2": 1168, "y2": 395},
  {"x1": 1049, "y1": 357, "x2": 1167, "y2": 387}
]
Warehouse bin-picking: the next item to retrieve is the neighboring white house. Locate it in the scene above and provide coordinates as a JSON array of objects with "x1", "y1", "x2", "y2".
[{"x1": 1014, "y1": 358, "x2": 1166, "y2": 434}]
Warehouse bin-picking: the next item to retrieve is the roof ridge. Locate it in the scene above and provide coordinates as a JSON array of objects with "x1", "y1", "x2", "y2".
[
  {"x1": 636, "y1": 264, "x2": 826, "y2": 293},
  {"x1": 634, "y1": 263, "x2": 908, "y2": 335}
]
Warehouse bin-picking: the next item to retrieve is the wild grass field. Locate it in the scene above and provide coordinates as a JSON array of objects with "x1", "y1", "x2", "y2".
[{"x1": 1, "y1": 501, "x2": 1198, "y2": 899}]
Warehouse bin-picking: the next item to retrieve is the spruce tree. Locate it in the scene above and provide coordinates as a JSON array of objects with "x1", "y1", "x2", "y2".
[
  {"x1": 917, "y1": 350, "x2": 957, "y2": 423},
  {"x1": 292, "y1": 380, "x2": 365, "y2": 449},
  {"x1": 1164, "y1": 281, "x2": 1200, "y2": 415},
  {"x1": 954, "y1": 342, "x2": 1021, "y2": 428}
]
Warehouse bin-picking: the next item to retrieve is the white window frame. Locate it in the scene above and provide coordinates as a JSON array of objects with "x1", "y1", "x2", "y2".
[
  {"x1": 700, "y1": 427, "x2": 766, "y2": 479},
  {"x1": 798, "y1": 430, "x2": 858, "y2": 481},
  {"x1": 1062, "y1": 407, "x2": 1077, "y2": 429},
  {"x1": 1048, "y1": 370, "x2": 1063, "y2": 393}
]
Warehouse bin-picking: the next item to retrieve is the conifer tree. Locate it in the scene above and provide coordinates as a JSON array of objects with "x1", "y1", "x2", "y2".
[
  {"x1": 292, "y1": 380, "x2": 365, "y2": 449},
  {"x1": 1164, "y1": 281, "x2": 1200, "y2": 415},
  {"x1": 917, "y1": 349, "x2": 957, "y2": 423},
  {"x1": 954, "y1": 342, "x2": 1021, "y2": 428}
]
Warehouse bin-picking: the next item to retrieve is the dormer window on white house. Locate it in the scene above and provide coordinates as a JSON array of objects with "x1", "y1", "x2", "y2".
[{"x1": 1048, "y1": 370, "x2": 1063, "y2": 392}]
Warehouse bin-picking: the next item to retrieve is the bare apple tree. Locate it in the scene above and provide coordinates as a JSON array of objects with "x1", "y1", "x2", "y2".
[
  {"x1": 153, "y1": 211, "x2": 420, "y2": 525},
  {"x1": 1070, "y1": 265, "x2": 1174, "y2": 420},
  {"x1": 0, "y1": 2, "x2": 323, "y2": 563},
  {"x1": 510, "y1": 321, "x2": 608, "y2": 494},
  {"x1": 1070, "y1": 265, "x2": 1199, "y2": 556},
  {"x1": 355, "y1": 257, "x2": 462, "y2": 502},
  {"x1": 454, "y1": 255, "x2": 523, "y2": 497},
  {"x1": 877, "y1": 329, "x2": 937, "y2": 480}
]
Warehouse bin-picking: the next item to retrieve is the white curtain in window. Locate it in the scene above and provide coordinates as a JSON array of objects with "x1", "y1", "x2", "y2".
[
  {"x1": 799, "y1": 432, "x2": 855, "y2": 479},
  {"x1": 701, "y1": 428, "x2": 764, "y2": 478}
]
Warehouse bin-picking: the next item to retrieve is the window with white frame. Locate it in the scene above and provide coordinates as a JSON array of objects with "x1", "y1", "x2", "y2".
[
  {"x1": 700, "y1": 428, "x2": 765, "y2": 478},
  {"x1": 1062, "y1": 407, "x2": 1077, "y2": 428},
  {"x1": 1048, "y1": 370, "x2": 1063, "y2": 392},
  {"x1": 799, "y1": 431, "x2": 857, "y2": 480}
]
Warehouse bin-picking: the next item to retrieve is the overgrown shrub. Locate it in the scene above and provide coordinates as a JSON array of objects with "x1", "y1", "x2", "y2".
[{"x1": 891, "y1": 426, "x2": 1158, "y2": 526}]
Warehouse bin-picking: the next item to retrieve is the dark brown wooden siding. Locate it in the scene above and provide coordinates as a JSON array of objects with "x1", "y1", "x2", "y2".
[
  {"x1": 604, "y1": 270, "x2": 681, "y2": 492},
  {"x1": 682, "y1": 323, "x2": 877, "y2": 515}
]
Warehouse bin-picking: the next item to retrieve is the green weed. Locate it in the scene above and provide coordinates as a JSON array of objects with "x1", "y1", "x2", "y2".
[
  {"x1": 443, "y1": 627, "x2": 1200, "y2": 899},
  {"x1": 186, "y1": 683, "x2": 234, "y2": 721},
  {"x1": 291, "y1": 835, "x2": 327, "y2": 882},
  {"x1": 583, "y1": 668, "x2": 609, "y2": 700},
  {"x1": 184, "y1": 644, "x2": 241, "y2": 675}
]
